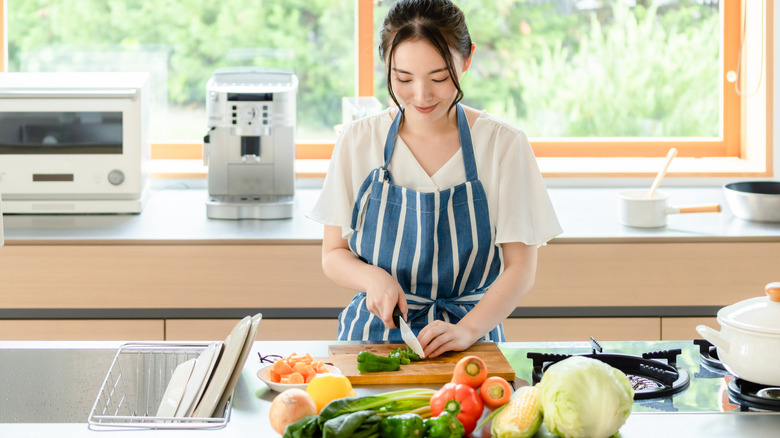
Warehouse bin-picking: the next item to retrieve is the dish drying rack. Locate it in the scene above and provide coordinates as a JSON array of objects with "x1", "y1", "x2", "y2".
[{"x1": 88, "y1": 342, "x2": 230, "y2": 430}]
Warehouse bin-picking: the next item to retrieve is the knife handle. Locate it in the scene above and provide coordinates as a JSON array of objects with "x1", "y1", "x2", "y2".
[{"x1": 392, "y1": 306, "x2": 403, "y2": 329}]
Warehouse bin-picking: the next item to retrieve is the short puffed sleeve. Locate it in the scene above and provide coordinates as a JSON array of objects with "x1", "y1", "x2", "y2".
[
  {"x1": 307, "y1": 114, "x2": 386, "y2": 237},
  {"x1": 494, "y1": 130, "x2": 562, "y2": 246}
]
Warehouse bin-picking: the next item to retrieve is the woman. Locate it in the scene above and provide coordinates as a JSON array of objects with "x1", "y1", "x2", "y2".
[{"x1": 308, "y1": 0, "x2": 561, "y2": 358}]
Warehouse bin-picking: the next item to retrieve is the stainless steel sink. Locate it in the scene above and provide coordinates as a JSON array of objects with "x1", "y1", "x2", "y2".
[{"x1": 0, "y1": 348, "x2": 115, "y2": 423}]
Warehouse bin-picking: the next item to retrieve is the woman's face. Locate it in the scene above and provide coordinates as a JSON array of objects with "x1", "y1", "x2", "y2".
[{"x1": 389, "y1": 39, "x2": 468, "y2": 124}]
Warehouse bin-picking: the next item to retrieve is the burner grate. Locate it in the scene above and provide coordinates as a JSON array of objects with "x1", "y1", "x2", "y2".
[
  {"x1": 693, "y1": 339, "x2": 728, "y2": 372},
  {"x1": 527, "y1": 338, "x2": 690, "y2": 400},
  {"x1": 727, "y1": 378, "x2": 780, "y2": 412}
]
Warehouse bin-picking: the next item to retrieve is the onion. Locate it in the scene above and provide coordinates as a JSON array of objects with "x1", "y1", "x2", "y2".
[{"x1": 269, "y1": 388, "x2": 318, "y2": 435}]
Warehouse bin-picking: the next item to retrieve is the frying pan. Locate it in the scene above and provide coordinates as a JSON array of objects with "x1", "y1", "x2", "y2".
[{"x1": 723, "y1": 181, "x2": 780, "y2": 222}]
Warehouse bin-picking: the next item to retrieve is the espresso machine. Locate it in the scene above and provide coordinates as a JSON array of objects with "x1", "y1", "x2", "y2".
[{"x1": 203, "y1": 67, "x2": 297, "y2": 219}]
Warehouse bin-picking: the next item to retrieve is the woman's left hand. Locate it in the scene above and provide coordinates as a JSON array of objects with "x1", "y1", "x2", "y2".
[{"x1": 416, "y1": 321, "x2": 478, "y2": 358}]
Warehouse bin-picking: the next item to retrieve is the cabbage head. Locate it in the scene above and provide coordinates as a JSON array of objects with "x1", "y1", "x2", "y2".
[{"x1": 536, "y1": 356, "x2": 634, "y2": 438}]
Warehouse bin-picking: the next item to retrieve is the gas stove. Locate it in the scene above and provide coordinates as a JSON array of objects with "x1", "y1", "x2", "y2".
[{"x1": 499, "y1": 339, "x2": 780, "y2": 414}]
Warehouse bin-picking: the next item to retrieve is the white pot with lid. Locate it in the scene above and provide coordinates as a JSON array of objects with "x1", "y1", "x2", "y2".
[{"x1": 697, "y1": 282, "x2": 780, "y2": 386}]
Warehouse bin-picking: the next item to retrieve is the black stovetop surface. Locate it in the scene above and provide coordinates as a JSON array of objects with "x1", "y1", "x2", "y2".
[{"x1": 498, "y1": 340, "x2": 758, "y2": 413}]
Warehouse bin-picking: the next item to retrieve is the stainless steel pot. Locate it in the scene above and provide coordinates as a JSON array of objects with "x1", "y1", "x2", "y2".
[{"x1": 723, "y1": 181, "x2": 780, "y2": 222}]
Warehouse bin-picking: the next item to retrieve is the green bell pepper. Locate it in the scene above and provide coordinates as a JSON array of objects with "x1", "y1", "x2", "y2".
[
  {"x1": 356, "y1": 351, "x2": 400, "y2": 373},
  {"x1": 379, "y1": 412, "x2": 424, "y2": 438},
  {"x1": 423, "y1": 411, "x2": 465, "y2": 438},
  {"x1": 405, "y1": 346, "x2": 421, "y2": 361},
  {"x1": 388, "y1": 349, "x2": 411, "y2": 365}
]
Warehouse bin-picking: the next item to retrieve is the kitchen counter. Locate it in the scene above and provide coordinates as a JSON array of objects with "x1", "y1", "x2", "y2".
[
  {"x1": 3, "y1": 183, "x2": 780, "y2": 244},
  {"x1": 1, "y1": 340, "x2": 778, "y2": 438},
  {"x1": 2, "y1": 184, "x2": 778, "y2": 342}
]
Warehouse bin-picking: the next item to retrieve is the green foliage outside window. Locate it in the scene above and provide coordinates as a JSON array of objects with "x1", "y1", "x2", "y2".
[
  {"x1": 376, "y1": 0, "x2": 720, "y2": 138},
  {"x1": 9, "y1": 0, "x2": 719, "y2": 141},
  {"x1": 8, "y1": 0, "x2": 355, "y2": 140}
]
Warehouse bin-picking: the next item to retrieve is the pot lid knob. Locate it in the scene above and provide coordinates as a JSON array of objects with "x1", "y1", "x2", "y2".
[{"x1": 767, "y1": 282, "x2": 780, "y2": 302}]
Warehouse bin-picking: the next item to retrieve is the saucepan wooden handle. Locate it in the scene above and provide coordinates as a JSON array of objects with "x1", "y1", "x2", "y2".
[{"x1": 678, "y1": 204, "x2": 721, "y2": 214}]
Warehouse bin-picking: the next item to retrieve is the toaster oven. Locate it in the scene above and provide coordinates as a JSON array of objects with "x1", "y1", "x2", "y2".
[{"x1": 0, "y1": 72, "x2": 150, "y2": 213}]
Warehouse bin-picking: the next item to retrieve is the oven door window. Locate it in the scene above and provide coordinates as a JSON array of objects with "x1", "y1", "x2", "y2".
[{"x1": 0, "y1": 112, "x2": 122, "y2": 154}]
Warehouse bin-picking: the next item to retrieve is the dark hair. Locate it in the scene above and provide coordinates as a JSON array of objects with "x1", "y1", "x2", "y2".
[{"x1": 379, "y1": 0, "x2": 472, "y2": 121}]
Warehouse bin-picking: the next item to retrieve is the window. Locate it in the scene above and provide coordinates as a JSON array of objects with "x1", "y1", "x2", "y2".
[
  {"x1": 1, "y1": 0, "x2": 772, "y2": 177},
  {"x1": 4, "y1": 0, "x2": 355, "y2": 142}
]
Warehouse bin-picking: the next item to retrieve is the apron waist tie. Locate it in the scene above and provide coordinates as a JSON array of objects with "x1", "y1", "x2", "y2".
[{"x1": 406, "y1": 290, "x2": 486, "y2": 326}]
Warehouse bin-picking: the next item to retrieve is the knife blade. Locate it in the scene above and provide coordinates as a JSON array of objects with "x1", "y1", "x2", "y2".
[{"x1": 393, "y1": 306, "x2": 425, "y2": 359}]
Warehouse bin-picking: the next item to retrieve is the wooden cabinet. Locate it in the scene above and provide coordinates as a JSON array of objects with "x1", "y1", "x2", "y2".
[
  {"x1": 504, "y1": 318, "x2": 660, "y2": 342},
  {"x1": 0, "y1": 320, "x2": 164, "y2": 341},
  {"x1": 0, "y1": 241, "x2": 775, "y2": 341},
  {"x1": 165, "y1": 319, "x2": 339, "y2": 341},
  {"x1": 661, "y1": 317, "x2": 719, "y2": 341}
]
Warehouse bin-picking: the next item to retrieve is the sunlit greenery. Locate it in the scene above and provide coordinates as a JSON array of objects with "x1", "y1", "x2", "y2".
[
  {"x1": 8, "y1": 0, "x2": 355, "y2": 140},
  {"x1": 376, "y1": 0, "x2": 719, "y2": 138},
  {"x1": 9, "y1": 0, "x2": 719, "y2": 141}
]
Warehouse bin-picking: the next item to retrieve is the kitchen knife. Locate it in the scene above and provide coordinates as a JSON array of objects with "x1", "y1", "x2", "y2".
[{"x1": 393, "y1": 306, "x2": 425, "y2": 359}]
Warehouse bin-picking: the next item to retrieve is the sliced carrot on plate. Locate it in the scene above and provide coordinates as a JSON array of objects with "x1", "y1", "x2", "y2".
[
  {"x1": 272, "y1": 359, "x2": 293, "y2": 375},
  {"x1": 287, "y1": 372, "x2": 305, "y2": 384}
]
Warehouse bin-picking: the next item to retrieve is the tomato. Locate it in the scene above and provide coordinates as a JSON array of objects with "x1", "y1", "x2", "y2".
[
  {"x1": 479, "y1": 376, "x2": 513, "y2": 410},
  {"x1": 451, "y1": 355, "x2": 488, "y2": 388},
  {"x1": 430, "y1": 382, "x2": 484, "y2": 436}
]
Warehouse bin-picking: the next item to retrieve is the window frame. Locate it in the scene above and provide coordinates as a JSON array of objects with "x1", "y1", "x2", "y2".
[{"x1": 0, "y1": 0, "x2": 773, "y2": 179}]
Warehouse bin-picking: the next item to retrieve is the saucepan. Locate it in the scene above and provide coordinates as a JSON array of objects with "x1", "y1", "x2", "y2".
[
  {"x1": 696, "y1": 282, "x2": 780, "y2": 386},
  {"x1": 618, "y1": 190, "x2": 721, "y2": 228},
  {"x1": 723, "y1": 181, "x2": 780, "y2": 223}
]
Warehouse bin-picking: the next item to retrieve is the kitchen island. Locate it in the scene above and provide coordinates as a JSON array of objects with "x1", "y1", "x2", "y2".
[
  {"x1": 2, "y1": 185, "x2": 779, "y2": 343},
  {"x1": 1, "y1": 340, "x2": 778, "y2": 438}
]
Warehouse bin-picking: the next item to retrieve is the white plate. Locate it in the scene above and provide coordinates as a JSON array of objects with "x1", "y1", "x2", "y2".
[
  {"x1": 213, "y1": 313, "x2": 263, "y2": 415},
  {"x1": 155, "y1": 358, "x2": 196, "y2": 418},
  {"x1": 175, "y1": 341, "x2": 223, "y2": 418},
  {"x1": 191, "y1": 315, "x2": 252, "y2": 418},
  {"x1": 257, "y1": 364, "x2": 342, "y2": 393}
]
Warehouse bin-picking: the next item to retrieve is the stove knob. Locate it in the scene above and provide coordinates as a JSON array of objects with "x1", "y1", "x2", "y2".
[{"x1": 107, "y1": 169, "x2": 125, "y2": 186}]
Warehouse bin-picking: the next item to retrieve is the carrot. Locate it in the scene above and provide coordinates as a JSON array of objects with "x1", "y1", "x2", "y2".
[
  {"x1": 289, "y1": 353, "x2": 314, "y2": 363},
  {"x1": 272, "y1": 359, "x2": 293, "y2": 375},
  {"x1": 266, "y1": 353, "x2": 331, "y2": 386},
  {"x1": 480, "y1": 376, "x2": 513, "y2": 410},
  {"x1": 291, "y1": 362, "x2": 308, "y2": 374},
  {"x1": 452, "y1": 356, "x2": 488, "y2": 389},
  {"x1": 287, "y1": 372, "x2": 305, "y2": 384}
]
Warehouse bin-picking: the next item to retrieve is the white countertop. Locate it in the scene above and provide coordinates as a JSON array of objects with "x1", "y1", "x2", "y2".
[
  {"x1": 2, "y1": 182, "x2": 780, "y2": 244},
  {"x1": 0, "y1": 340, "x2": 778, "y2": 438}
]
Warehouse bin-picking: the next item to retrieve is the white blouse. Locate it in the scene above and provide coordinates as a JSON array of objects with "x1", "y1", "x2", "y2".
[{"x1": 308, "y1": 108, "x2": 562, "y2": 246}]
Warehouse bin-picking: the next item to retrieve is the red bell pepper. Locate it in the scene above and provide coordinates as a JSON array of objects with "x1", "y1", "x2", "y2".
[{"x1": 430, "y1": 382, "x2": 484, "y2": 435}]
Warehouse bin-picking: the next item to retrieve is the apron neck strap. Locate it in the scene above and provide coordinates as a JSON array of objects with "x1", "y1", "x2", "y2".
[
  {"x1": 383, "y1": 104, "x2": 479, "y2": 182},
  {"x1": 456, "y1": 104, "x2": 479, "y2": 182}
]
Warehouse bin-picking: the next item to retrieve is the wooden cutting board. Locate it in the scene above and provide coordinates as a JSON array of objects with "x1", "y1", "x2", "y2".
[{"x1": 323, "y1": 343, "x2": 515, "y2": 385}]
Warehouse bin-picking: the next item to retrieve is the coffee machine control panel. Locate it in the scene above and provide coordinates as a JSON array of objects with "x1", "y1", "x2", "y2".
[{"x1": 231, "y1": 102, "x2": 270, "y2": 127}]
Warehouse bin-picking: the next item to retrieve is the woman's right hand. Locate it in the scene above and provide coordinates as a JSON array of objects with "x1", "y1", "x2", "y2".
[
  {"x1": 364, "y1": 267, "x2": 407, "y2": 329},
  {"x1": 321, "y1": 225, "x2": 408, "y2": 329}
]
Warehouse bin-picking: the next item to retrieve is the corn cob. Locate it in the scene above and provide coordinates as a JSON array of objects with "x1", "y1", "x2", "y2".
[{"x1": 490, "y1": 385, "x2": 542, "y2": 438}]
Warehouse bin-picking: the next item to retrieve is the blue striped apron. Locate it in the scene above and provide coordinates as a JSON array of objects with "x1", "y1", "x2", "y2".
[{"x1": 338, "y1": 104, "x2": 504, "y2": 342}]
